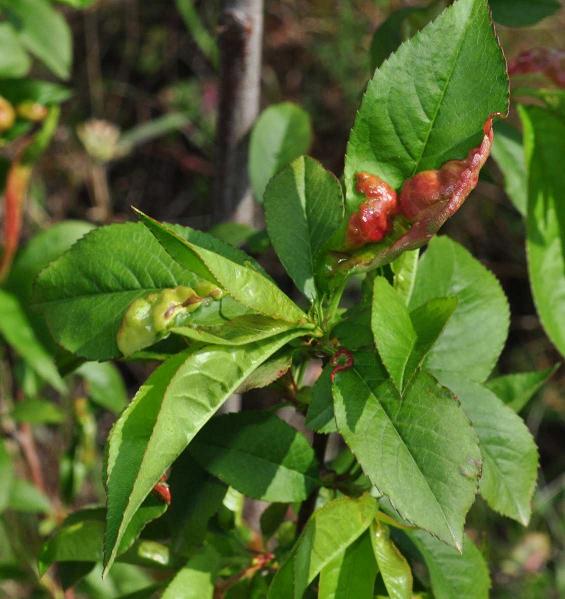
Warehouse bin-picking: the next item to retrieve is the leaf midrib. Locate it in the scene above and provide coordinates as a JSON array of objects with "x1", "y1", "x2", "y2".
[
  {"x1": 409, "y1": 6, "x2": 472, "y2": 176},
  {"x1": 350, "y1": 368, "x2": 458, "y2": 546}
]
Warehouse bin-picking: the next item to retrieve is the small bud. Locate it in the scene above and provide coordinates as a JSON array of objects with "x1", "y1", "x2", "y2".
[
  {"x1": 16, "y1": 101, "x2": 48, "y2": 122},
  {"x1": 0, "y1": 96, "x2": 15, "y2": 132}
]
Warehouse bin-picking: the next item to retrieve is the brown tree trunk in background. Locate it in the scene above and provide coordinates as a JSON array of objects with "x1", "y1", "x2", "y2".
[{"x1": 214, "y1": 0, "x2": 263, "y2": 226}]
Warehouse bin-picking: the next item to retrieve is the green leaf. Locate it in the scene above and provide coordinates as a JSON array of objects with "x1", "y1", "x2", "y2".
[
  {"x1": 0, "y1": 289, "x2": 65, "y2": 392},
  {"x1": 7, "y1": 220, "x2": 94, "y2": 302},
  {"x1": 189, "y1": 411, "x2": 319, "y2": 502},
  {"x1": 520, "y1": 106, "x2": 565, "y2": 358},
  {"x1": 407, "y1": 530, "x2": 490, "y2": 599},
  {"x1": 77, "y1": 362, "x2": 128, "y2": 413},
  {"x1": 305, "y1": 364, "x2": 337, "y2": 433},
  {"x1": 8, "y1": 477, "x2": 51, "y2": 513},
  {"x1": 264, "y1": 156, "x2": 344, "y2": 300},
  {"x1": 490, "y1": 122, "x2": 527, "y2": 216},
  {"x1": 11, "y1": 397, "x2": 64, "y2": 424},
  {"x1": 55, "y1": 0, "x2": 96, "y2": 7},
  {"x1": 0, "y1": 78, "x2": 71, "y2": 105},
  {"x1": 39, "y1": 498, "x2": 167, "y2": 575},
  {"x1": 162, "y1": 546, "x2": 220, "y2": 599},
  {"x1": 345, "y1": 0, "x2": 508, "y2": 205},
  {"x1": 0, "y1": 0, "x2": 72, "y2": 79},
  {"x1": 391, "y1": 249, "x2": 419, "y2": 304},
  {"x1": 104, "y1": 331, "x2": 304, "y2": 572},
  {"x1": 0, "y1": 441, "x2": 14, "y2": 512},
  {"x1": 370, "y1": 3, "x2": 448, "y2": 71},
  {"x1": 438, "y1": 375, "x2": 538, "y2": 525},
  {"x1": 34, "y1": 223, "x2": 202, "y2": 360},
  {"x1": 138, "y1": 213, "x2": 310, "y2": 326},
  {"x1": 319, "y1": 531, "x2": 378, "y2": 599},
  {"x1": 372, "y1": 277, "x2": 457, "y2": 392},
  {"x1": 0, "y1": 23, "x2": 31, "y2": 77},
  {"x1": 489, "y1": 0, "x2": 560, "y2": 27},
  {"x1": 409, "y1": 236, "x2": 509, "y2": 382},
  {"x1": 268, "y1": 494, "x2": 377, "y2": 599},
  {"x1": 486, "y1": 366, "x2": 557, "y2": 413},
  {"x1": 235, "y1": 352, "x2": 291, "y2": 393},
  {"x1": 249, "y1": 102, "x2": 312, "y2": 203},
  {"x1": 333, "y1": 353, "x2": 481, "y2": 549},
  {"x1": 167, "y1": 453, "x2": 227, "y2": 554},
  {"x1": 260, "y1": 503, "x2": 288, "y2": 540},
  {"x1": 370, "y1": 521, "x2": 413, "y2": 599}
]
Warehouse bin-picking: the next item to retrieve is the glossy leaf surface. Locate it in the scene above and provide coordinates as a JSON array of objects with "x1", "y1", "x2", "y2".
[
  {"x1": 264, "y1": 156, "x2": 343, "y2": 299},
  {"x1": 333, "y1": 352, "x2": 481, "y2": 549},
  {"x1": 104, "y1": 331, "x2": 304, "y2": 571}
]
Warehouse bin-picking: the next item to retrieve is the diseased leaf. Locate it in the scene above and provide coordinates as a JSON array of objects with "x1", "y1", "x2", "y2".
[
  {"x1": 0, "y1": 289, "x2": 65, "y2": 392},
  {"x1": 249, "y1": 102, "x2": 312, "y2": 203},
  {"x1": 409, "y1": 236, "x2": 509, "y2": 382},
  {"x1": 487, "y1": 366, "x2": 557, "y2": 413},
  {"x1": 407, "y1": 530, "x2": 490, "y2": 599},
  {"x1": 319, "y1": 531, "x2": 378, "y2": 599},
  {"x1": 439, "y1": 375, "x2": 538, "y2": 525},
  {"x1": 520, "y1": 106, "x2": 565, "y2": 358},
  {"x1": 370, "y1": 521, "x2": 413, "y2": 599},
  {"x1": 333, "y1": 352, "x2": 481, "y2": 549},
  {"x1": 264, "y1": 156, "x2": 344, "y2": 300},
  {"x1": 268, "y1": 494, "x2": 377, "y2": 599},
  {"x1": 34, "y1": 223, "x2": 202, "y2": 360},
  {"x1": 491, "y1": 122, "x2": 527, "y2": 215},
  {"x1": 104, "y1": 331, "x2": 304, "y2": 572},
  {"x1": 0, "y1": 0, "x2": 72, "y2": 79},
  {"x1": 346, "y1": 0, "x2": 508, "y2": 198},
  {"x1": 137, "y1": 212, "x2": 311, "y2": 326}
]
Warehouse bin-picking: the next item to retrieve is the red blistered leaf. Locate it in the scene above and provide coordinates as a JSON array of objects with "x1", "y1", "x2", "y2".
[
  {"x1": 329, "y1": 116, "x2": 497, "y2": 274},
  {"x1": 346, "y1": 172, "x2": 398, "y2": 248},
  {"x1": 152, "y1": 481, "x2": 172, "y2": 504}
]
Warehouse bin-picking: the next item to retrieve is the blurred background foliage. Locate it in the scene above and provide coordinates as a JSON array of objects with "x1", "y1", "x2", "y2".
[{"x1": 0, "y1": 0, "x2": 563, "y2": 597}]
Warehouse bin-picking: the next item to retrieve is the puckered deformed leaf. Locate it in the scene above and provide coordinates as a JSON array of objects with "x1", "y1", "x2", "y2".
[
  {"x1": 346, "y1": 0, "x2": 507, "y2": 195},
  {"x1": 189, "y1": 411, "x2": 320, "y2": 502},
  {"x1": 370, "y1": 521, "x2": 413, "y2": 599},
  {"x1": 438, "y1": 375, "x2": 538, "y2": 525},
  {"x1": 520, "y1": 106, "x2": 565, "y2": 358},
  {"x1": 409, "y1": 236, "x2": 509, "y2": 382},
  {"x1": 318, "y1": 531, "x2": 378, "y2": 599},
  {"x1": 333, "y1": 351, "x2": 481, "y2": 550},
  {"x1": 264, "y1": 156, "x2": 344, "y2": 300},
  {"x1": 268, "y1": 494, "x2": 377, "y2": 599},
  {"x1": 104, "y1": 330, "x2": 305, "y2": 572},
  {"x1": 406, "y1": 530, "x2": 490, "y2": 599},
  {"x1": 34, "y1": 223, "x2": 202, "y2": 360},
  {"x1": 331, "y1": 0, "x2": 508, "y2": 273},
  {"x1": 137, "y1": 211, "x2": 311, "y2": 327}
]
